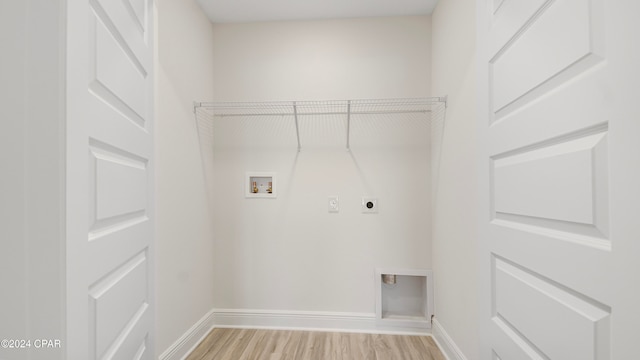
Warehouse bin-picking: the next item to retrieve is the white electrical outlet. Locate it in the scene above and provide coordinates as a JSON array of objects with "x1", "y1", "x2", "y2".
[
  {"x1": 361, "y1": 197, "x2": 378, "y2": 213},
  {"x1": 328, "y1": 196, "x2": 339, "y2": 213}
]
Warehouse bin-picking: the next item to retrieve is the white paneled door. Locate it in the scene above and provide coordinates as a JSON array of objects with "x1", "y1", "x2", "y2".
[
  {"x1": 67, "y1": 0, "x2": 155, "y2": 359},
  {"x1": 478, "y1": 0, "x2": 639, "y2": 359}
]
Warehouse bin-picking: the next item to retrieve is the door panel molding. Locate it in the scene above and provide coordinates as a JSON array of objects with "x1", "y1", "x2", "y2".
[
  {"x1": 67, "y1": 0, "x2": 154, "y2": 358},
  {"x1": 478, "y1": 0, "x2": 638, "y2": 358}
]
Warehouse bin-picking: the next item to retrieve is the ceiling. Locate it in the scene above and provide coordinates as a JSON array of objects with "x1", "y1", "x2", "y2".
[{"x1": 196, "y1": 0, "x2": 439, "y2": 24}]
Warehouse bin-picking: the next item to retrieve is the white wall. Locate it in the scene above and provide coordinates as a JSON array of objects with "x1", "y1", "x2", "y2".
[
  {"x1": 431, "y1": 0, "x2": 478, "y2": 358},
  {"x1": 212, "y1": 16, "x2": 431, "y2": 101},
  {"x1": 0, "y1": 1, "x2": 65, "y2": 359},
  {"x1": 155, "y1": 0, "x2": 216, "y2": 354},
  {"x1": 209, "y1": 17, "x2": 433, "y2": 319}
]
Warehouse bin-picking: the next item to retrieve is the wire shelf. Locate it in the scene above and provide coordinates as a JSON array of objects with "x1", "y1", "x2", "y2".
[{"x1": 194, "y1": 97, "x2": 446, "y2": 151}]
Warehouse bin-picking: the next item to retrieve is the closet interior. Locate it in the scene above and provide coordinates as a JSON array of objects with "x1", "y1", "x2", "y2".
[{"x1": 193, "y1": 97, "x2": 446, "y2": 331}]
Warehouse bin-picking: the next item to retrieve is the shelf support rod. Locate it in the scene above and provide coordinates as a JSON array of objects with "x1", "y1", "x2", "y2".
[
  {"x1": 293, "y1": 101, "x2": 301, "y2": 152},
  {"x1": 346, "y1": 100, "x2": 351, "y2": 151}
]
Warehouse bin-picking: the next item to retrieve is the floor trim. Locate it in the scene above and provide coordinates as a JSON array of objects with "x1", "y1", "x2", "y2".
[
  {"x1": 211, "y1": 308, "x2": 430, "y2": 335},
  {"x1": 431, "y1": 318, "x2": 468, "y2": 360},
  {"x1": 158, "y1": 309, "x2": 215, "y2": 360},
  {"x1": 159, "y1": 308, "x2": 434, "y2": 359}
]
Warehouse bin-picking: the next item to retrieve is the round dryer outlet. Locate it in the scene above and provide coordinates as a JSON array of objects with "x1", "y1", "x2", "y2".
[{"x1": 361, "y1": 197, "x2": 378, "y2": 213}]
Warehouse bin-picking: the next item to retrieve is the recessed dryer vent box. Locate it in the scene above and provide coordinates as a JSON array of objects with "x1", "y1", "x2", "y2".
[
  {"x1": 246, "y1": 172, "x2": 276, "y2": 198},
  {"x1": 375, "y1": 268, "x2": 433, "y2": 329}
]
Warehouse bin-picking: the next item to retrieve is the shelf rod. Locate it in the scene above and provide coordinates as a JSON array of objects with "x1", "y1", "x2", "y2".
[
  {"x1": 293, "y1": 102, "x2": 301, "y2": 152},
  {"x1": 346, "y1": 100, "x2": 351, "y2": 151},
  {"x1": 209, "y1": 109, "x2": 431, "y2": 118}
]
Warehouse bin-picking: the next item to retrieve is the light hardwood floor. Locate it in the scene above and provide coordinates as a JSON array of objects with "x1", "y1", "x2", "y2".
[{"x1": 185, "y1": 328, "x2": 446, "y2": 360}]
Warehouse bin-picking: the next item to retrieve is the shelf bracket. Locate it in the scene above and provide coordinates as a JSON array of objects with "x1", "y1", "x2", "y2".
[
  {"x1": 293, "y1": 101, "x2": 301, "y2": 152},
  {"x1": 346, "y1": 100, "x2": 351, "y2": 151}
]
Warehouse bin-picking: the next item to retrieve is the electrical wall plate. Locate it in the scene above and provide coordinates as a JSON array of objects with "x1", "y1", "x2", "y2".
[
  {"x1": 328, "y1": 196, "x2": 339, "y2": 213},
  {"x1": 361, "y1": 197, "x2": 378, "y2": 213}
]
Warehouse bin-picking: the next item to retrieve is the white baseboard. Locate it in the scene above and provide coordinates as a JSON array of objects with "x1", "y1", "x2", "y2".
[
  {"x1": 211, "y1": 308, "x2": 430, "y2": 335},
  {"x1": 158, "y1": 309, "x2": 215, "y2": 360},
  {"x1": 159, "y1": 308, "x2": 432, "y2": 360},
  {"x1": 431, "y1": 318, "x2": 468, "y2": 360}
]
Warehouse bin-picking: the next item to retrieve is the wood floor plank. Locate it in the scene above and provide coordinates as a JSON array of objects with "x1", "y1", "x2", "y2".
[
  {"x1": 185, "y1": 328, "x2": 446, "y2": 360},
  {"x1": 211, "y1": 328, "x2": 254, "y2": 360},
  {"x1": 186, "y1": 328, "x2": 235, "y2": 360},
  {"x1": 279, "y1": 331, "x2": 298, "y2": 359},
  {"x1": 238, "y1": 328, "x2": 268, "y2": 360}
]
